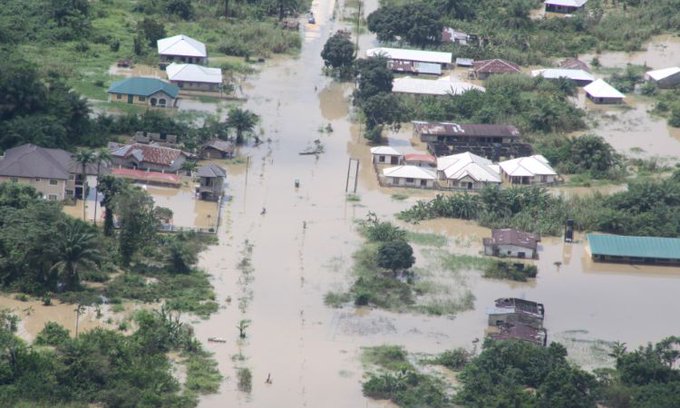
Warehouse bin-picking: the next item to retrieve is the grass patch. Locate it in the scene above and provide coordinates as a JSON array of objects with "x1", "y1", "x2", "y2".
[
  {"x1": 406, "y1": 231, "x2": 447, "y2": 247},
  {"x1": 324, "y1": 291, "x2": 352, "y2": 308},
  {"x1": 391, "y1": 193, "x2": 409, "y2": 201},
  {"x1": 437, "y1": 253, "x2": 493, "y2": 273},
  {"x1": 483, "y1": 261, "x2": 537, "y2": 282},
  {"x1": 362, "y1": 345, "x2": 413, "y2": 371},
  {"x1": 428, "y1": 348, "x2": 471, "y2": 371},
  {"x1": 346, "y1": 193, "x2": 361, "y2": 202},
  {"x1": 183, "y1": 350, "x2": 223, "y2": 394},
  {"x1": 414, "y1": 292, "x2": 475, "y2": 316},
  {"x1": 237, "y1": 367, "x2": 252, "y2": 393}
]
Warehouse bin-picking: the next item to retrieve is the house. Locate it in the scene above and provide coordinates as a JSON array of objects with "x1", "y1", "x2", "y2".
[
  {"x1": 483, "y1": 228, "x2": 541, "y2": 259},
  {"x1": 110, "y1": 143, "x2": 187, "y2": 173},
  {"x1": 403, "y1": 153, "x2": 436, "y2": 168},
  {"x1": 531, "y1": 68, "x2": 594, "y2": 86},
  {"x1": 584, "y1": 79, "x2": 625, "y2": 104},
  {"x1": 436, "y1": 152, "x2": 501, "y2": 190},
  {"x1": 544, "y1": 0, "x2": 587, "y2": 14},
  {"x1": 382, "y1": 166, "x2": 436, "y2": 188},
  {"x1": 645, "y1": 67, "x2": 680, "y2": 89},
  {"x1": 107, "y1": 77, "x2": 180, "y2": 108},
  {"x1": 201, "y1": 139, "x2": 235, "y2": 159},
  {"x1": 370, "y1": 146, "x2": 403, "y2": 165},
  {"x1": 456, "y1": 58, "x2": 474, "y2": 68},
  {"x1": 157, "y1": 34, "x2": 207, "y2": 65},
  {"x1": 558, "y1": 57, "x2": 590, "y2": 72},
  {"x1": 392, "y1": 76, "x2": 485, "y2": 96},
  {"x1": 498, "y1": 155, "x2": 557, "y2": 185},
  {"x1": 134, "y1": 131, "x2": 178, "y2": 146},
  {"x1": 587, "y1": 234, "x2": 680, "y2": 266},
  {"x1": 0, "y1": 144, "x2": 101, "y2": 201},
  {"x1": 111, "y1": 168, "x2": 182, "y2": 188},
  {"x1": 366, "y1": 47, "x2": 453, "y2": 68},
  {"x1": 196, "y1": 164, "x2": 226, "y2": 201},
  {"x1": 487, "y1": 298, "x2": 545, "y2": 329},
  {"x1": 387, "y1": 60, "x2": 442, "y2": 76},
  {"x1": 471, "y1": 59, "x2": 521, "y2": 80},
  {"x1": 166, "y1": 63, "x2": 223, "y2": 92},
  {"x1": 442, "y1": 27, "x2": 470, "y2": 45},
  {"x1": 488, "y1": 323, "x2": 547, "y2": 346}
]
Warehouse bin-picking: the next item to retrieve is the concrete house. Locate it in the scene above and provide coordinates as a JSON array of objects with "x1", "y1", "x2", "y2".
[
  {"x1": 111, "y1": 143, "x2": 187, "y2": 173},
  {"x1": 166, "y1": 63, "x2": 223, "y2": 92},
  {"x1": 587, "y1": 234, "x2": 680, "y2": 266},
  {"x1": 499, "y1": 155, "x2": 557, "y2": 185},
  {"x1": 471, "y1": 59, "x2": 521, "y2": 80},
  {"x1": 487, "y1": 298, "x2": 545, "y2": 329},
  {"x1": 0, "y1": 144, "x2": 100, "y2": 201},
  {"x1": 531, "y1": 68, "x2": 594, "y2": 86},
  {"x1": 157, "y1": 34, "x2": 207, "y2": 65},
  {"x1": 366, "y1": 47, "x2": 453, "y2": 68},
  {"x1": 370, "y1": 146, "x2": 403, "y2": 165},
  {"x1": 196, "y1": 163, "x2": 226, "y2": 201},
  {"x1": 584, "y1": 79, "x2": 625, "y2": 104},
  {"x1": 645, "y1": 67, "x2": 680, "y2": 89},
  {"x1": 108, "y1": 77, "x2": 180, "y2": 108},
  {"x1": 483, "y1": 228, "x2": 540, "y2": 259},
  {"x1": 436, "y1": 152, "x2": 501, "y2": 190},
  {"x1": 544, "y1": 0, "x2": 587, "y2": 14},
  {"x1": 201, "y1": 139, "x2": 235, "y2": 159},
  {"x1": 382, "y1": 166, "x2": 436, "y2": 188},
  {"x1": 392, "y1": 76, "x2": 484, "y2": 96}
]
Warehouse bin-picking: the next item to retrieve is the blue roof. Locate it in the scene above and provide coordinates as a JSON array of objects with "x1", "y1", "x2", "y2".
[
  {"x1": 108, "y1": 77, "x2": 180, "y2": 98},
  {"x1": 587, "y1": 234, "x2": 680, "y2": 260}
]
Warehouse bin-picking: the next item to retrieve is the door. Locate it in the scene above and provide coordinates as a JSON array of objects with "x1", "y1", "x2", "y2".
[
  {"x1": 391, "y1": 156, "x2": 399, "y2": 164},
  {"x1": 127, "y1": 94, "x2": 134, "y2": 104}
]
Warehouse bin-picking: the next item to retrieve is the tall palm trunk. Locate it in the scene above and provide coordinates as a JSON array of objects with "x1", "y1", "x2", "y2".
[
  {"x1": 81, "y1": 165, "x2": 87, "y2": 221},
  {"x1": 93, "y1": 161, "x2": 101, "y2": 225}
]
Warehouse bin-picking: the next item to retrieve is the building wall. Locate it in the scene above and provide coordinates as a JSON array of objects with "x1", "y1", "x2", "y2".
[
  {"x1": 173, "y1": 80, "x2": 221, "y2": 92},
  {"x1": 198, "y1": 176, "x2": 224, "y2": 201},
  {"x1": 0, "y1": 177, "x2": 67, "y2": 200},
  {"x1": 651, "y1": 74, "x2": 680, "y2": 89},
  {"x1": 110, "y1": 92, "x2": 177, "y2": 108},
  {"x1": 496, "y1": 244, "x2": 536, "y2": 259},
  {"x1": 161, "y1": 55, "x2": 207, "y2": 65},
  {"x1": 447, "y1": 177, "x2": 489, "y2": 190},
  {"x1": 373, "y1": 154, "x2": 402, "y2": 165},
  {"x1": 386, "y1": 177, "x2": 434, "y2": 189},
  {"x1": 201, "y1": 147, "x2": 232, "y2": 159},
  {"x1": 545, "y1": 4, "x2": 580, "y2": 13},
  {"x1": 148, "y1": 91, "x2": 177, "y2": 108},
  {"x1": 587, "y1": 94, "x2": 623, "y2": 104},
  {"x1": 488, "y1": 313, "x2": 544, "y2": 329}
]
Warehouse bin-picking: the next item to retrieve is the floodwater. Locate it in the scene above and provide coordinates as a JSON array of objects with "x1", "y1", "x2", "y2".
[{"x1": 581, "y1": 34, "x2": 680, "y2": 70}]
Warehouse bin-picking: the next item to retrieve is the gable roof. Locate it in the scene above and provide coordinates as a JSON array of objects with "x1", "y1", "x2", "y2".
[
  {"x1": 545, "y1": 0, "x2": 587, "y2": 7},
  {"x1": 111, "y1": 143, "x2": 185, "y2": 167},
  {"x1": 196, "y1": 163, "x2": 227, "y2": 178},
  {"x1": 490, "y1": 228, "x2": 540, "y2": 250},
  {"x1": 558, "y1": 58, "x2": 590, "y2": 72},
  {"x1": 166, "y1": 63, "x2": 223, "y2": 84},
  {"x1": 587, "y1": 234, "x2": 680, "y2": 260},
  {"x1": 383, "y1": 165, "x2": 436, "y2": 180},
  {"x1": 531, "y1": 68, "x2": 594, "y2": 83},
  {"x1": 413, "y1": 121, "x2": 521, "y2": 138},
  {"x1": 499, "y1": 155, "x2": 557, "y2": 177},
  {"x1": 473, "y1": 59, "x2": 521, "y2": 74},
  {"x1": 392, "y1": 76, "x2": 485, "y2": 96},
  {"x1": 403, "y1": 153, "x2": 436, "y2": 164},
  {"x1": 437, "y1": 152, "x2": 501, "y2": 183},
  {"x1": 584, "y1": 79, "x2": 625, "y2": 99},
  {"x1": 370, "y1": 146, "x2": 402, "y2": 156},
  {"x1": 203, "y1": 139, "x2": 234, "y2": 153},
  {"x1": 0, "y1": 144, "x2": 72, "y2": 180},
  {"x1": 442, "y1": 27, "x2": 469, "y2": 43},
  {"x1": 366, "y1": 47, "x2": 452, "y2": 65},
  {"x1": 157, "y1": 34, "x2": 207, "y2": 58},
  {"x1": 645, "y1": 67, "x2": 680, "y2": 81},
  {"x1": 108, "y1": 77, "x2": 180, "y2": 98}
]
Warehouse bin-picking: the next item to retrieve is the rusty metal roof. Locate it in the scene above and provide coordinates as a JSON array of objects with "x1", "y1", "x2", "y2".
[
  {"x1": 112, "y1": 143, "x2": 185, "y2": 166},
  {"x1": 490, "y1": 229, "x2": 540, "y2": 250},
  {"x1": 473, "y1": 59, "x2": 521, "y2": 74},
  {"x1": 413, "y1": 121, "x2": 521, "y2": 138}
]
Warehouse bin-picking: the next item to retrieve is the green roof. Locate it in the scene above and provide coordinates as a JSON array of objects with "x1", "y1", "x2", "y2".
[
  {"x1": 587, "y1": 234, "x2": 680, "y2": 260},
  {"x1": 108, "y1": 77, "x2": 179, "y2": 98}
]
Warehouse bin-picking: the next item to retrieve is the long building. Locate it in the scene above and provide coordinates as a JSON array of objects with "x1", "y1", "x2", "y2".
[{"x1": 587, "y1": 234, "x2": 680, "y2": 265}]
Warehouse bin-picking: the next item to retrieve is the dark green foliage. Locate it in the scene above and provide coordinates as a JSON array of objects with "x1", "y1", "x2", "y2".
[
  {"x1": 376, "y1": 240, "x2": 415, "y2": 274},
  {"x1": 321, "y1": 30, "x2": 355, "y2": 78},
  {"x1": 166, "y1": 0, "x2": 194, "y2": 20},
  {"x1": 34, "y1": 322, "x2": 71, "y2": 346},
  {"x1": 355, "y1": 57, "x2": 394, "y2": 103},
  {"x1": 114, "y1": 186, "x2": 160, "y2": 266},
  {"x1": 367, "y1": 2, "x2": 442, "y2": 47},
  {"x1": 432, "y1": 348, "x2": 470, "y2": 371},
  {"x1": 483, "y1": 261, "x2": 537, "y2": 281},
  {"x1": 227, "y1": 107, "x2": 259, "y2": 144},
  {"x1": 539, "y1": 134, "x2": 623, "y2": 179},
  {"x1": 138, "y1": 18, "x2": 166, "y2": 48},
  {"x1": 359, "y1": 212, "x2": 407, "y2": 242}
]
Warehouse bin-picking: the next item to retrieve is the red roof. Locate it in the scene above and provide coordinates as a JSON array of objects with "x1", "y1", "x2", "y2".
[
  {"x1": 112, "y1": 168, "x2": 181, "y2": 186},
  {"x1": 473, "y1": 59, "x2": 521, "y2": 74},
  {"x1": 112, "y1": 143, "x2": 185, "y2": 166},
  {"x1": 403, "y1": 153, "x2": 436, "y2": 164}
]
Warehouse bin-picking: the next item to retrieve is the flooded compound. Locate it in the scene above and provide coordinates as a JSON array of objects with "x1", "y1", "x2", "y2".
[{"x1": 580, "y1": 34, "x2": 680, "y2": 71}]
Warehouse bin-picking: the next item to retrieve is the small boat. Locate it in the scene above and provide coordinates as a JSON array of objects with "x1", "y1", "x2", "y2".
[{"x1": 208, "y1": 337, "x2": 227, "y2": 343}]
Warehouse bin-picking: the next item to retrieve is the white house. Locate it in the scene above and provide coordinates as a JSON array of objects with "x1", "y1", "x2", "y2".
[
  {"x1": 645, "y1": 67, "x2": 680, "y2": 89},
  {"x1": 370, "y1": 146, "x2": 403, "y2": 165},
  {"x1": 544, "y1": 0, "x2": 587, "y2": 14},
  {"x1": 366, "y1": 47, "x2": 452, "y2": 66},
  {"x1": 499, "y1": 155, "x2": 557, "y2": 185},
  {"x1": 584, "y1": 79, "x2": 625, "y2": 104},
  {"x1": 157, "y1": 34, "x2": 207, "y2": 65},
  {"x1": 437, "y1": 152, "x2": 501, "y2": 190},
  {"x1": 382, "y1": 166, "x2": 436, "y2": 188},
  {"x1": 392, "y1": 76, "x2": 485, "y2": 96},
  {"x1": 166, "y1": 63, "x2": 223, "y2": 92},
  {"x1": 531, "y1": 68, "x2": 594, "y2": 86}
]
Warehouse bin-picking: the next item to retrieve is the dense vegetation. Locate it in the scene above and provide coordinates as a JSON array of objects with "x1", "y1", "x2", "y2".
[
  {"x1": 399, "y1": 169, "x2": 680, "y2": 236},
  {"x1": 0, "y1": 307, "x2": 221, "y2": 407}
]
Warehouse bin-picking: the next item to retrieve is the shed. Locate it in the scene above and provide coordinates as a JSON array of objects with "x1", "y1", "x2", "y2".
[
  {"x1": 544, "y1": 0, "x2": 587, "y2": 14},
  {"x1": 584, "y1": 79, "x2": 625, "y2": 104},
  {"x1": 645, "y1": 67, "x2": 680, "y2": 89},
  {"x1": 201, "y1": 139, "x2": 234, "y2": 159},
  {"x1": 587, "y1": 234, "x2": 680, "y2": 265},
  {"x1": 531, "y1": 68, "x2": 594, "y2": 86},
  {"x1": 370, "y1": 146, "x2": 403, "y2": 165},
  {"x1": 483, "y1": 229, "x2": 540, "y2": 259},
  {"x1": 382, "y1": 166, "x2": 436, "y2": 189}
]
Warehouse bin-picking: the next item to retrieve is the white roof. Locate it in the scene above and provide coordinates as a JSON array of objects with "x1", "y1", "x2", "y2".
[
  {"x1": 584, "y1": 79, "x2": 625, "y2": 99},
  {"x1": 166, "y1": 63, "x2": 222, "y2": 84},
  {"x1": 499, "y1": 155, "x2": 557, "y2": 177},
  {"x1": 531, "y1": 68, "x2": 594, "y2": 82},
  {"x1": 544, "y1": 0, "x2": 587, "y2": 6},
  {"x1": 370, "y1": 146, "x2": 402, "y2": 156},
  {"x1": 383, "y1": 165, "x2": 436, "y2": 180},
  {"x1": 392, "y1": 76, "x2": 485, "y2": 96},
  {"x1": 437, "y1": 152, "x2": 501, "y2": 183},
  {"x1": 646, "y1": 67, "x2": 680, "y2": 81},
  {"x1": 157, "y1": 34, "x2": 207, "y2": 58},
  {"x1": 367, "y1": 47, "x2": 452, "y2": 65}
]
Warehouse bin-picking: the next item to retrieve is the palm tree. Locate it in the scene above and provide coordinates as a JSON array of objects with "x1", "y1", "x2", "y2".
[
  {"x1": 92, "y1": 149, "x2": 112, "y2": 226},
  {"x1": 50, "y1": 220, "x2": 102, "y2": 290},
  {"x1": 227, "y1": 107, "x2": 259, "y2": 144},
  {"x1": 98, "y1": 175, "x2": 125, "y2": 236},
  {"x1": 74, "y1": 149, "x2": 96, "y2": 221}
]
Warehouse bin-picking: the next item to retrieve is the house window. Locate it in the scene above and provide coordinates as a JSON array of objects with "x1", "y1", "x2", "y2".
[
  {"x1": 159, "y1": 98, "x2": 167, "y2": 106},
  {"x1": 66, "y1": 190, "x2": 73, "y2": 197},
  {"x1": 139, "y1": 96, "x2": 146, "y2": 102},
  {"x1": 49, "y1": 179, "x2": 58, "y2": 185},
  {"x1": 406, "y1": 178, "x2": 414, "y2": 183},
  {"x1": 48, "y1": 194, "x2": 58, "y2": 201},
  {"x1": 116, "y1": 94, "x2": 122, "y2": 100},
  {"x1": 35, "y1": 178, "x2": 41, "y2": 182},
  {"x1": 379, "y1": 156, "x2": 385, "y2": 163},
  {"x1": 10, "y1": 177, "x2": 18, "y2": 182}
]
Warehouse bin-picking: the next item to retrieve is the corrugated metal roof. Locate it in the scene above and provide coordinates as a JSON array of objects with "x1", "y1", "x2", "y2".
[
  {"x1": 414, "y1": 62, "x2": 442, "y2": 75},
  {"x1": 558, "y1": 58, "x2": 590, "y2": 72},
  {"x1": 490, "y1": 229, "x2": 540, "y2": 250},
  {"x1": 367, "y1": 47, "x2": 452, "y2": 64},
  {"x1": 413, "y1": 121, "x2": 520, "y2": 138},
  {"x1": 383, "y1": 165, "x2": 436, "y2": 180},
  {"x1": 437, "y1": 152, "x2": 500, "y2": 183},
  {"x1": 166, "y1": 63, "x2": 223, "y2": 84},
  {"x1": 531, "y1": 68, "x2": 594, "y2": 82},
  {"x1": 112, "y1": 143, "x2": 184, "y2": 166},
  {"x1": 108, "y1": 77, "x2": 180, "y2": 98},
  {"x1": 157, "y1": 34, "x2": 207, "y2": 58},
  {"x1": 545, "y1": 0, "x2": 587, "y2": 7},
  {"x1": 499, "y1": 155, "x2": 556, "y2": 177},
  {"x1": 473, "y1": 59, "x2": 521, "y2": 74},
  {"x1": 584, "y1": 79, "x2": 625, "y2": 99},
  {"x1": 587, "y1": 234, "x2": 680, "y2": 260},
  {"x1": 646, "y1": 67, "x2": 680, "y2": 81},
  {"x1": 197, "y1": 163, "x2": 226, "y2": 178},
  {"x1": 370, "y1": 146, "x2": 402, "y2": 156},
  {"x1": 392, "y1": 76, "x2": 484, "y2": 96}
]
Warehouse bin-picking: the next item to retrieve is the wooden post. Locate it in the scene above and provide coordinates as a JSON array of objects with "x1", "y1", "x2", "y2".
[
  {"x1": 353, "y1": 159, "x2": 360, "y2": 194},
  {"x1": 345, "y1": 157, "x2": 352, "y2": 192}
]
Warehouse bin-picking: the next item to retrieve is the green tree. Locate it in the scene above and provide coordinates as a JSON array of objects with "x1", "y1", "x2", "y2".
[
  {"x1": 166, "y1": 0, "x2": 194, "y2": 20},
  {"x1": 139, "y1": 18, "x2": 166, "y2": 48},
  {"x1": 114, "y1": 186, "x2": 159, "y2": 265},
  {"x1": 321, "y1": 30, "x2": 356, "y2": 78},
  {"x1": 367, "y1": 3, "x2": 442, "y2": 47},
  {"x1": 361, "y1": 93, "x2": 407, "y2": 134},
  {"x1": 227, "y1": 107, "x2": 260, "y2": 144},
  {"x1": 97, "y1": 175, "x2": 125, "y2": 236},
  {"x1": 74, "y1": 148, "x2": 95, "y2": 220},
  {"x1": 355, "y1": 57, "x2": 393, "y2": 102},
  {"x1": 376, "y1": 240, "x2": 415, "y2": 276},
  {"x1": 50, "y1": 220, "x2": 102, "y2": 290},
  {"x1": 92, "y1": 148, "x2": 112, "y2": 226}
]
